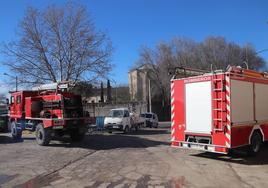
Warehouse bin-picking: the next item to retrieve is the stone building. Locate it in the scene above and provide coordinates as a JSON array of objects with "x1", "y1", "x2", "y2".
[
  {"x1": 128, "y1": 64, "x2": 206, "y2": 120},
  {"x1": 128, "y1": 64, "x2": 154, "y2": 102}
]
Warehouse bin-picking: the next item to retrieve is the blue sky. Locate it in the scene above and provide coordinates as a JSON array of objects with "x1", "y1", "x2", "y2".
[{"x1": 0, "y1": 0, "x2": 268, "y2": 92}]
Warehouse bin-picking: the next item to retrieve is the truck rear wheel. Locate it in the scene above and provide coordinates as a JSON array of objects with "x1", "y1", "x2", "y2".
[
  {"x1": 248, "y1": 131, "x2": 262, "y2": 155},
  {"x1": 70, "y1": 129, "x2": 85, "y2": 142},
  {"x1": 36, "y1": 123, "x2": 51, "y2": 146}
]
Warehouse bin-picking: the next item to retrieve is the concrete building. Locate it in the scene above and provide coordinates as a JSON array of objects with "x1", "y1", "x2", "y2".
[
  {"x1": 128, "y1": 65, "x2": 206, "y2": 120},
  {"x1": 128, "y1": 64, "x2": 154, "y2": 102}
]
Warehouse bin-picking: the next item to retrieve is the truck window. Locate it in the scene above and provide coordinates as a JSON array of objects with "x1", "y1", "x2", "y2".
[
  {"x1": 124, "y1": 111, "x2": 129, "y2": 117},
  {"x1": 10, "y1": 96, "x2": 14, "y2": 104},
  {"x1": 16, "y1": 96, "x2": 21, "y2": 104},
  {"x1": 108, "y1": 110, "x2": 124, "y2": 117}
]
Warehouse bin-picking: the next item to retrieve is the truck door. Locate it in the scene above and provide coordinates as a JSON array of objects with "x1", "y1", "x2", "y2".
[
  {"x1": 15, "y1": 95, "x2": 23, "y2": 117},
  {"x1": 185, "y1": 81, "x2": 212, "y2": 134},
  {"x1": 10, "y1": 95, "x2": 15, "y2": 116}
]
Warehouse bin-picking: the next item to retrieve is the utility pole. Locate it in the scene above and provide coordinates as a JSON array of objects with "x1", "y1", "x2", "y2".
[
  {"x1": 16, "y1": 76, "x2": 18, "y2": 92},
  {"x1": 110, "y1": 78, "x2": 117, "y2": 104},
  {"x1": 148, "y1": 79, "x2": 152, "y2": 112},
  {"x1": 100, "y1": 82, "x2": 104, "y2": 103},
  {"x1": 3, "y1": 73, "x2": 18, "y2": 91}
]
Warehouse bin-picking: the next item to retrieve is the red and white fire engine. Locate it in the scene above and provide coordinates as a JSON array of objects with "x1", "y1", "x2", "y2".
[
  {"x1": 9, "y1": 82, "x2": 93, "y2": 146},
  {"x1": 171, "y1": 66, "x2": 268, "y2": 155}
]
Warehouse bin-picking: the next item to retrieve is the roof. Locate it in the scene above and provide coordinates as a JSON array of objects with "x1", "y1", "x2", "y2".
[{"x1": 128, "y1": 63, "x2": 155, "y2": 73}]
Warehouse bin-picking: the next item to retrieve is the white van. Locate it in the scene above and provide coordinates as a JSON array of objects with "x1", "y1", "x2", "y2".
[
  {"x1": 140, "y1": 112, "x2": 158, "y2": 128},
  {"x1": 104, "y1": 108, "x2": 145, "y2": 133}
]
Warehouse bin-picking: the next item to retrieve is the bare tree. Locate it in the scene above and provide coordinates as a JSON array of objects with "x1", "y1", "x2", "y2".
[
  {"x1": 138, "y1": 44, "x2": 174, "y2": 107},
  {"x1": 1, "y1": 2, "x2": 112, "y2": 85},
  {"x1": 137, "y1": 36, "x2": 266, "y2": 106}
]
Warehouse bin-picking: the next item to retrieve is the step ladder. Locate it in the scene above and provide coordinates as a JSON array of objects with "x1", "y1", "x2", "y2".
[{"x1": 212, "y1": 72, "x2": 225, "y2": 131}]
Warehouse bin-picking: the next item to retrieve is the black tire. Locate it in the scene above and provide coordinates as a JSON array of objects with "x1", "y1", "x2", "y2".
[
  {"x1": 70, "y1": 129, "x2": 85, "y2": 142},
  {"x1": 155, "y1": 123, "x2": 158, "y2": 128},
  {"x1": 124, "y1": 125, "x2": 130, "y2": 134},
  {"x1": 227, "y1": 149, "x2": 233, "y2": 156},
  {"x1": 11, "y1": 121, "x2": 22, "y2": 140},
  {"x1": 149, "y1": 122, "x2": 153, "y2": 128},
  {"x1": 248, "y1": 132, "x2": 262, "y2": 155},
  {"x1": 36, "y1": 123, "x2": 51, "y2": 146},
  {"x1": 2, "y1": 116, "x2": 9, "y2": 132}
]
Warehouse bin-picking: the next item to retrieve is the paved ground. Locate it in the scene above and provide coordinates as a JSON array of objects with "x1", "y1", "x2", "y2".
[{"x1": 1, "y1": 122, "x2": 268, "y2": 188}]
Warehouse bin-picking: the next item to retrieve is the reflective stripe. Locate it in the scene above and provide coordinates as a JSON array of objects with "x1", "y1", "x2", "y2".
[
  {"x1": 171, "y1": 89, "x2": 175, "y2": 97},
  {"x1": 171, "y1": 105, "x2": 175, "y2": 112},
  {"x1": 171, "y1": 128, "x2": 175, "y2": 135},
  {"x1": 225, "y1": 133, "x2": 231, "y2": 141},
  {"x1": 226, "y1": 105, "x2": 230, "y2": 112},
  {"x1": 171, "y1": 112, "x2": 175, "y2": 119}
]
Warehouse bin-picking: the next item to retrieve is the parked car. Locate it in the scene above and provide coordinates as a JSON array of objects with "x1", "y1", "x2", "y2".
[{"x1": 140, "y1": 112, "x2": 158, "y2": 128}]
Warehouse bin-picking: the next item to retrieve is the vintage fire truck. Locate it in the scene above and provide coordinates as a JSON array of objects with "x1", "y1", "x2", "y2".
[
  {"x1": 9, "y1": 82, "x2": 92, "y2": 145},
  {"x1": 171, "y1": 66, "x2": 268, "y2": 155}
]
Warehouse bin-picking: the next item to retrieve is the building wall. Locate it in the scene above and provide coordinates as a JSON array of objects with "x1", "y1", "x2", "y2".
[
  {"x1": 129, "y1": 70, "x2": 138, "y2": 101},
  {"x1": 83, "y1": 102, "x2": 147, "y2": 117},
  {"x1": 128, "y1": 66, "x2": 150, "y2": 102}
]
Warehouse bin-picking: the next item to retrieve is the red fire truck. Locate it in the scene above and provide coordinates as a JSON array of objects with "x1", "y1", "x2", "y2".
[
  {"x1": 9, "y1": 82, "x2": 93, "y2": 146},
  {"x1": 171, "y1": 66, "x2": 268, "y2": 155}
]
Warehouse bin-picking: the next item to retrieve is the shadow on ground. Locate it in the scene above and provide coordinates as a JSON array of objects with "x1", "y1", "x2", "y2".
[
  {"x1": 0, "y1": 135, "x2": 36, "y2": 144},
  {"x1": 117, "y1": 128, "x2": 170, "y2": 136},
  {"x1": 191, "y1": 142, "x2": 268, "y2": 165},
  {"x1": 48, "y1": 132, "x2": 170, "y2": 150},
  {"x1": 1, "y1": 127, "x2": 170, "y2": 149}
]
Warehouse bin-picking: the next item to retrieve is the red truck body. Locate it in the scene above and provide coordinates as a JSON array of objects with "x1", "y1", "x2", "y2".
[
  {"x1": 9, "y1": 85, "x2": 93, "y2": 145},
  {"x1": 171, "y1": 66, "x2": 268, "y2": 154}
]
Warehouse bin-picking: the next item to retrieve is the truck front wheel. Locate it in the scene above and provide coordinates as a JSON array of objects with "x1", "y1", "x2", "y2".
[{"x1": 36, "y1": 123, "x2": 51, "y2": 146}]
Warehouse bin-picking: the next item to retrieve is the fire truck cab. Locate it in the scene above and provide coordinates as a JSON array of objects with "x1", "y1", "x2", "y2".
[{"x1": 9, "y1": 82, "x2": 92, "y2": 145}]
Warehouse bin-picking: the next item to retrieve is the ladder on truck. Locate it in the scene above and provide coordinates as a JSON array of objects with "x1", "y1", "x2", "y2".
[{"x1": 212, "y1": 71, "x2": 225, "y2": 131}]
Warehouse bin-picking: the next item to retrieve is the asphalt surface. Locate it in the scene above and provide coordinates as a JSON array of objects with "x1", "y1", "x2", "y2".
[{"x1": 0, "y1": 122, "x2": 268, "y2": 188}]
